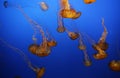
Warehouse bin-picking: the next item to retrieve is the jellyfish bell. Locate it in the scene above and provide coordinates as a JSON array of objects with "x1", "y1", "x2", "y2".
[
  {"x1": 109, "y1": 60, "x2": 120, "y2": 72},
  {"x1": 36, "y1": 67, "x2": 45, "y2": 78},
  {"x1": 68, "y1": 32, "x2": 79, "y2": 40},
  {"x1": 60, "y1": 9, "x2": 77, "y2": 18},
  {"x1": 84, "y1": 60, "x2": 92, "y2": 66},
  {"x1": 72, "y1": 12, "x2": 82, "y2": 19},
  {"x1": 47, "y1": 40, "x2": 57, "y2": 47},
  {"x1": 28, "y1": 44, "x2": 39, "y2": 54},
  {"x1": 57, "y1": 25, "x2": 66, "y2": 33},
  {"x1": 83, "y1": 0, "x2": 96, "y2": 4},
  {"x1": 93, "y1": 52, "x2": 107, "y2": 60},
  {"x1": 97, "y1": 42, "x2": 108, "y2": 51},
  {"x1": 35, "y1": 45, "x2": 51, "y2": 57}
]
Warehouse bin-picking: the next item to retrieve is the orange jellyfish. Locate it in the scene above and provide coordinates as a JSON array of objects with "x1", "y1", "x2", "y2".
[
  {"x1": 29, "y1": 64, "x2": 45, "y2": 78},
  {"x1": 0, "y1": 38, "x2": 46, "y2": 78},
  {"x1": 109, "y1": 60, "x2": 120, "y2": 72},
  {"x1": 93, "y1": 18, "x2": 108, "y2": 51},
  {"x1": 57, "y1": 14, "x2": 66, "y2": 33},
  {"x1": 83, "y1": 0, "x2": 96, "y2": 4},
  {"x1": 60, "y1": 0, "x2": 81, "y2": 19},
  {"x1": 84, "y1": 32, "x2": 107, "y2": 60},
  {"x1": 39, "y1": 1, "x2": 48, "y2": 11},
  {"x1": 17, "y1": 6, "x2": 51, "y2": 57},
  {"x1": 78, "y1": 33, "x2": 92, "y2": 66},
  {"x1": 66, "y1": 29, "x2": 79, "y2": 40}
]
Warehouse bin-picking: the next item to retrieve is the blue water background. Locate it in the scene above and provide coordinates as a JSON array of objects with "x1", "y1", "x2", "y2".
[{"x1": 0, "y1": 0, "x2": 120, "y2": 78}]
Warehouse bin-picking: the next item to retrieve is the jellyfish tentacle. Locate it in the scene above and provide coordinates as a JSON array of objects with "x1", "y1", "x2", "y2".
[{"x1": 0, "y1": 38, "x2": 33, "y2": 68}]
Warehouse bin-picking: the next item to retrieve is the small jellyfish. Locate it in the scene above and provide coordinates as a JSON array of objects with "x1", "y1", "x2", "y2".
[
  {"x1": 57, "y1": 14, "x2": 66, "y2": 33},
  {"x1": 3, "y1": 1, "x2": 8, "y2": 8},
  {"x1": 78, "y1": 33, "x2": 92, "y2": 66},
  {"x1": 39, "y1": 2, "x2": 48, "y2": 11},
  {"x1": 97, "y1": 18, "x2": 108, "y2": 51},
  {"x1": 109, "y1": 60, "x2": 120, "y2": 72},
  {"x1": 60, "y1": 0, "x2": 81, "y2": 19},
  {"x1": 66, "y1": 29, "x2": 79, "y2": 40},
  {"x1": 83, "y1": 0, "x2": 96, "y2": 4},
  {"x1": 47, "y1": 40, "x2": 57, "y2": 47}
]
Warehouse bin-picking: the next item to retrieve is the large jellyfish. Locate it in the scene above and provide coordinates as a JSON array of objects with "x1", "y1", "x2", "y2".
[
  {"x1": 0, "y1": 38, "x2": 45, "y2": 78},
  {"x1": 83, "y1": 0, "x2": 96, "y2": 4},
  {"x1": 59, "y1": 0, "x2": 81, "y2": 19},
  {"x1": 18, "y1": 6, "x2": 51, "y2": 57},
  {"x1": 78, "y1": 33, "x2": 92, "y2": 66}
]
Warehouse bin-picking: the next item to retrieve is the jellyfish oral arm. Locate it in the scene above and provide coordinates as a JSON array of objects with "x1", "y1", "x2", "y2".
[{"x1": 61, "y1": 0, "x2": 70, "y2": 10}]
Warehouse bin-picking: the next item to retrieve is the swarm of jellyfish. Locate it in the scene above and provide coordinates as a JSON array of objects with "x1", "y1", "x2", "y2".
[{"x1": 1, "y1": 0, "x2": 120, "y2": 78}]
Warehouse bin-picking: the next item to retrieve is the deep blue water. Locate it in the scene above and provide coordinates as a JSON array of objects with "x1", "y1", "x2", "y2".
[{"x1": 0, "y1": 0, "x2": 120, "y2": 78}]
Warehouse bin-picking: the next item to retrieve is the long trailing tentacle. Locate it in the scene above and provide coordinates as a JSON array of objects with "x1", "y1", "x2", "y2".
[{"x1": 0, "y1": 38, "x2": 38, "y2": 71}]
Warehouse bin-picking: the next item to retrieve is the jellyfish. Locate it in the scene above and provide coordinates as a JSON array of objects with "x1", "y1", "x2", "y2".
[
  {"x1": 66, "y1": 29, "x2": 79, "y2": 40},
  {"x1": 83, "y1": 0, "x2": 96, "y2": 4},
  {"x1": 97, "y1": 18, "x2": 108, "y2": 51},
  {"x1": 59, "y1": 0, "x2": 81, "y2": 19},
  {"x1": 28, "y1": 63, "x2": 45, "y2": 78},
  {"x1": 17, "y1": 6, "x2": 52, "y2": 57},
  {"x1": 78, "y1": 33, "x2": 92, "y2": 66},
  {"x1": 57, "y1": 14, "x2": 66, "y2": 33},
  {"x1": 84, "y1": 33, "x2": 108, "y2": 60},
  {"x1": 109, "y1": 60, "x2": 120, "y2": 72},
  {"x1": 39, "y1": 1, "x2": 48, "y2": 11},
  {"x1": 0, "y1": 38, "x2": 46, "y2": 78}
]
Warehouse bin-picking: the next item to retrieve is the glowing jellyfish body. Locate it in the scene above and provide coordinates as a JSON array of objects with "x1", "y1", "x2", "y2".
[
  {"x1": 66, "y1": 30, "x2": 79, "y2": 40},
  {"x1": 47, "y1": 40, "x2": 57, "y2": 47},
  {"x1": 109, "y1": 60, "x2": 120, "y2": 72},
  {"x1": 78, "y1": 34, "x2": 92, "y2": 66},
  {"x1": 39, "y1": 2, "x2": 48, "y2": 11},
  {"x1": 92, "y1": 45, "x2": 107, "y2": 60},
  {"x1": 83, "y1": 0, "x2": 96, "y2": 4},
  {"x1": 60, "y1": 0, "x2": 81, "y2": 19}
]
